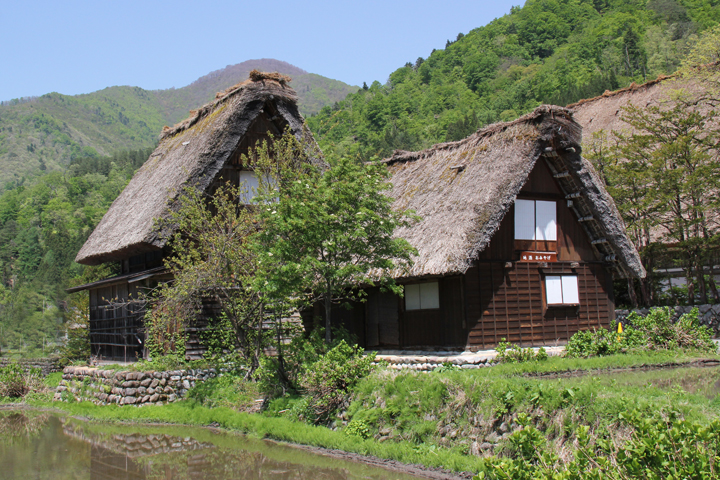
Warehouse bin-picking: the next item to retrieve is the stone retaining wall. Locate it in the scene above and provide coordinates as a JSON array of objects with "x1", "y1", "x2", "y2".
[
  {"x1": 54, "y1": 366, "x2": 218, "y2": 406},
  {"x1": 0, "y1": 357, "x2": 62, "y2": 376},
  {"x1": 615, "y1": 305, "x2": 720, "y2": 338}
]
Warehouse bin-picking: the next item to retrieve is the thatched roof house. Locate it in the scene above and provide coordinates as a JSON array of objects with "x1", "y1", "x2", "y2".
[
  {"x1": 385, "y1": 104, "x2": 644, "y2": 280},
  {"x1": 72, "y1": 71, "x2": 319, "y2": 361},
  {"x1": 328, "y1": 105, "x2": 644, "y2": 350},
  {"x1": 76, "y1": 71, "x2": 320, "y2": 266}
]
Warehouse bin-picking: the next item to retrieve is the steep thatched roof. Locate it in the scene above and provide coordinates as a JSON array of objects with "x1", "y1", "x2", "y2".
[
  {"x1": 384, "y1": 105, "x2": 645, "y2": 279},
  {"x1": 569, "y1": 66, "x2": 718, "y2": 138},
  {"x1": 76, "y1": 71, "x2": 320, "y2": 266}
]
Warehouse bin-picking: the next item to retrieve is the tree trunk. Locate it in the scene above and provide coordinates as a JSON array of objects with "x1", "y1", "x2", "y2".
[
  {"x1": 686, "y1": 265, "x2": 695, "y2": 306},
  {"x1": 696, "y1": 263, "x2": 708, "y2": 305},
  {"x1": 627, "y1": 277, "x2": 638, "y2": 308},
  {"x1": 324, "y1": 289, "x2": 332, "y2": 344},
  {"x1": 708, "y1": 267, "x2": 720, "y2": 303}
]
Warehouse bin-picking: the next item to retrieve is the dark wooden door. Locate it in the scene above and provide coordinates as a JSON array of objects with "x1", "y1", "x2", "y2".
[{"x1": 365, "y1": 290, "x2": 400, "y2": 347}]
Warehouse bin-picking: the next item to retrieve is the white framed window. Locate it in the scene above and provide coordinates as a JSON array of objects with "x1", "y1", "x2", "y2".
[
  {"x1": 545, "y1": 275, "x2": 579, "y2": 305},
  {"x1": 405, "y1": 282, "x2": 440, "y2": 310},
  {"x1": 515, "y1": 199, "x2": 557, "y2": 241}
]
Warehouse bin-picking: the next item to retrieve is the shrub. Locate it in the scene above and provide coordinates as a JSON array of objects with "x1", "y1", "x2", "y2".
[
  {"x1": 630, "y1": 307, "x2": 715, "y2": 351},
  {"x1": 0, "y1": 363, "x2": 42, "y2": 398},
  {"x1": 345, "y1": 419, "x2": 371, "y2": 439},
  {"x1": 495, "y1": 340, "x2": 548, "y2": 363},
  {"x1": 257, "y1": 326, "x2": 355, "y2": 398},
  {"x1": 566, "y1": 307, "x2": 715, "y2": 358},
  {"x1": 299, "y1": 340, "x2": 376, "y2": 423}
]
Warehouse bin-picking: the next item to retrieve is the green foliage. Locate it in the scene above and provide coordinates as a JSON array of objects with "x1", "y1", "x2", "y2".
[
  {"x1": 495, "y1": 340, "x2": 548, "y2": 363},
  {"x1": 148, "y1": 182, "x2": 263, "y2": 368},
  {"x1": 308, "y1": 0, "x2": 708, "y2": 163},
  {"x1": 0, "y1": 147, "x2": 148, "y2": 354},
  {"x1": 186, "y1": 373, "x2": 262, "y2": 411},
  {"x1": 253, "y1": 134, "x2": 417, "y2": 343},
  {"x1": 345, "y1": 419, "x2": 371, "y2": 439},
  {"x1": 474, "y1": 412, "x2": 720, "y2": 479},
  {"x1": 630, "y1": 307, "x2": 716, "y2": 351},
  {"x1": 257, "y1": 327, "x2": 346, "y2": 398},
  {"x1": 0, "y1": 363, "x2": 42, "y2": 398},
  {"x1": 58, "y1": 293, "x2": 90, "y2": 365},
  {"x1": 299, "y1": 340, "x2": 376, "y2": 423},
  {"x1": 566, "y1": 307, "x2": 715, "y2": 357}
]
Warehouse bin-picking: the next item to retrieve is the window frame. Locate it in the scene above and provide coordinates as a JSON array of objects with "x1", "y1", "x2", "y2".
[
  {"x1": 543, "y1": 274, "x2": 580, "y2": 307},
  {"x1": 514, "y1": 199, "x2": 557, "y2": 242},
  {"x1": 404, "y1": 282, "x2": 440, "y2": 311}
]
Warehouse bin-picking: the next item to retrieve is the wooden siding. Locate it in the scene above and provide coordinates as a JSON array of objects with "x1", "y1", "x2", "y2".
[{"x1": 465, "y1": 261, "x2": 611, "y2": 348}]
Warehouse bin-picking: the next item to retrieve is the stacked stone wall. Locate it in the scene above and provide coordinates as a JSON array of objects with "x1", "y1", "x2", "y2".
[
  {"x1": 0, "y1": 357, "x2": 62, "y2": 375},
  {"x1": 54, "y1": 366, "x2": 218, "y2": 406},
  {"x1": 615, "y1": 305, "x2": 720, "y2": 338}
]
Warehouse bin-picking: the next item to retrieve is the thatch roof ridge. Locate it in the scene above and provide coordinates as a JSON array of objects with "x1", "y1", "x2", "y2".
[
  {"x1": 381, "y1": 104, "x2": 644, "y2": 279},
  {"x1": 566, "y1": 76, "x2": 671, "y2": 109},
  {"x1": 567, "y1": 61, "x2": 720, "y2": 110},
  {"x1": 385, "y1": 105, "x2": 577, "y2": 166},
  {"x1": 76, "y1": 72, "x2": 314, "y2": 266},
  {"x1": 160, "y1": 70, "x2": 297, "y2": 141}
]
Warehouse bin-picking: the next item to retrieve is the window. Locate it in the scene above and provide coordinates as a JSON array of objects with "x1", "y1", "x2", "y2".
[
  {"x1": 239, "y1": 170, "x2": 260, "y2": 203},
  {"x1": 405, "y1": 282, "x2": 440, "y2": 310},
  {"x1": 515, "y1": 199, "x2": 557, "y2": 241},
  {"x1": 545, "y1": 275, "x2": 579, "y2": 305},
  {"x1": 239, "y1": 171, "x2": 278, "y2": 203}
]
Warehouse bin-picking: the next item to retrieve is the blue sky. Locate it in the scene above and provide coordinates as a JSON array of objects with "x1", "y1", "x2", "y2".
[{"x1": 1, "y1": 0, "x2": 521, "y2": 101}]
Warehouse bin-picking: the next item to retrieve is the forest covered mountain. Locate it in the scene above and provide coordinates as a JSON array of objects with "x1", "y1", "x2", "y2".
[
  {"x1": 308, "y1": 0, "x2": 720, "y2": 161},
  {"x1": 1, "y1": 0, "x2": 720, "y2": 352},
  {"x1": 0, "y1": 59, "x2": 357, "y2": 186}
]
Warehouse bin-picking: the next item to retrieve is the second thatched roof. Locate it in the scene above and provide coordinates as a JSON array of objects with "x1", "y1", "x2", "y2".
[{"x1": 384, "y1": 105, "x2": 645, "y2": 279}]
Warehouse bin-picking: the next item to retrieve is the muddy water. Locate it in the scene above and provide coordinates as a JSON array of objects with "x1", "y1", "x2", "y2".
[{"x1": 0, "y1": 412, "x2": 424, "y2": 480}]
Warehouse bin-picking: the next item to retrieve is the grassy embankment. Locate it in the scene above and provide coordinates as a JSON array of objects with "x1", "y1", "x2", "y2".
[{"x1": 4, "y1": 350, "x2": 720, "y2": 476}]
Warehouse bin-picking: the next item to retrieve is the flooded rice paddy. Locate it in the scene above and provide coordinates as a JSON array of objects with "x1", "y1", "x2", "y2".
[{"x1": 0, "y1": 411, "x2": 424, "y2": 480}]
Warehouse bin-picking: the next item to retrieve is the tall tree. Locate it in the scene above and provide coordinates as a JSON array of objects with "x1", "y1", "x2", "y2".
[{"x1": 253, "y1": 137, "x2": 417, "y2": 344}]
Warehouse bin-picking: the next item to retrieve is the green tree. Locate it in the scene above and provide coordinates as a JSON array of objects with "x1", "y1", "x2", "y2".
[
  {"x1": 589, "y1": 102, "x2": 720, "y2": 306},
  {"x1": 253, "y1": 138, "x2": 417, "y2": 344},
  {"x1": 149, "y1": 183, "x2": 263, "y2": 371}
]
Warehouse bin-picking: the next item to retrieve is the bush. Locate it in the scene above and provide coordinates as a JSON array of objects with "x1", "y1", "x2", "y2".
[
  {"x1": 345, "y1": 419, "x2": 371, "y2": 439},
  {"x1": 566, "y1": 307, "x2": 715, "y2": 358},
  {"x1": 299, "y1": 340, "x2": 376, "y2": 423},
  {"x1": 257, "y1": 326, "x2": 356, "y2": 398},
  {"x1": 0, "y1": 363, "x2": 42, "y2": 398},
  {"x1": 495, "y1": 340, "x2": 548, "y2": 363},
  {"x1": 474, "y1": 411, "x2": 720, "y2": 480},
  {"x1": 630, "y1": 307, "x2": 715, "y2": 351}
]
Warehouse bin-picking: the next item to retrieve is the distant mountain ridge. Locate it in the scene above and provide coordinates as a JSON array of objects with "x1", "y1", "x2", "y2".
[{"x1": 0, "y1": 59, "x2": 357, "y2": 185}]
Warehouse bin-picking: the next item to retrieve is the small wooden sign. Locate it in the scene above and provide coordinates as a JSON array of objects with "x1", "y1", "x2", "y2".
[{"x1": 519, "y1": 251, "x2": 557, "y2": 262}]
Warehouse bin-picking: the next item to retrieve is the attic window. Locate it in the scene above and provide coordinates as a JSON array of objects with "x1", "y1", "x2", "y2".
[
  {"x1": 239, "y1": 171, "x2": 260, "y2": 203},
  {"x1": 405, "y1": 282, "x2": 440, "y2": 310},
  {"x1": 545, "y1": 275, "x2": 579, "y2": 305},
  {"x1": 515, "y1": 199, "x2": 557, "y2": 241}
]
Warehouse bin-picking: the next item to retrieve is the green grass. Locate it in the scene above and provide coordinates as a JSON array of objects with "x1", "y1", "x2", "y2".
[{"x1": 4, "y1": 351, "x2": 719, "y2": 475}]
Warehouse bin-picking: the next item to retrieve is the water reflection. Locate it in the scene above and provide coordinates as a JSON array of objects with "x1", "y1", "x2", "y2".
[{"x1": 0, "y1": 412, "x2": 421, "y2": 480}]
